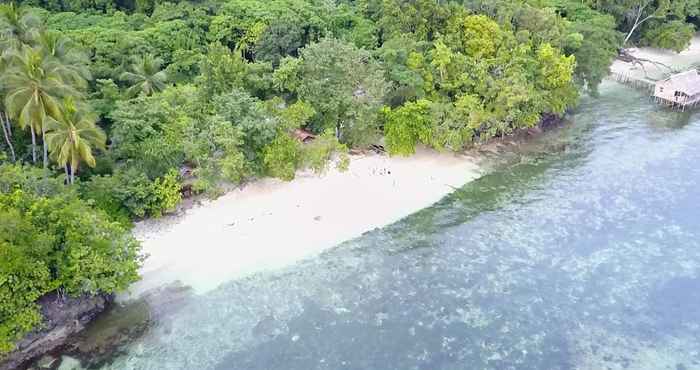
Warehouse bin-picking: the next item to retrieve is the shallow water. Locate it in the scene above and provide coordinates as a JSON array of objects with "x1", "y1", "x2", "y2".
[{"x1": 51, "y1": 82, "x2": 700, "y2": 370}]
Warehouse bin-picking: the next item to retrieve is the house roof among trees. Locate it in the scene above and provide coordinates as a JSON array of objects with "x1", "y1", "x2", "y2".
[{"x1": 292, "y1": 129, "x2": 317, "y2": 143}]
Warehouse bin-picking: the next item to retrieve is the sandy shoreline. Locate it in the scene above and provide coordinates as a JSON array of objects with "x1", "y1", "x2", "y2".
[
  {"x1": 125, "y1": 148, "x2": 481, "y2": 298},
  {"x1": 610, "y1": 35, "x2": 700, "y2": 80}
]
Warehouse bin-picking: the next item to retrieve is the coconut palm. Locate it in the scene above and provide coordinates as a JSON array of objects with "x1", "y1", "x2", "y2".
[
  {"x1": 0, "y1": 3, "x2": 40, "y2": 162},
  {"x1": 120, "y1": 54, "x2": 169, "y2": 97},
  {"x1": 45, "y1": 99, "x2": 105, "y2": 184},
  {"x1": 35, "y1": 30, "x2": 91, "y2": 86},
  {"x1": 0, "y1": 3, "x2": 40, "y2": 48},
  {"x1": 0, "y1": 43, "x2": 15, "y2": 162},
  {"x1": 1, "y1": 47, "x2": 79, "y2": 166}
]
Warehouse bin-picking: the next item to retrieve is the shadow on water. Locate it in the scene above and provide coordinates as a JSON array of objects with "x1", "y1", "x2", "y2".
[{"x1": 646, "y1": 110, "x2": 697, "y2": 131}]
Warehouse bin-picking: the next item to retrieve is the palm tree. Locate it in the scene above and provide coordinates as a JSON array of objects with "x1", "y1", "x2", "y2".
[
  {"x1": 0, "y1": 3, "x2": 40, "y2": 48},
  {"x1": 35, "y1": 30, "x2": 91, "y2": 86},
  {"x1": 120, "y1": 54, "x2": 169, "y2": 97},
  {"x1": 45, "y1": 99, "x2": 105, "y2": 184},
  {"x1": 1, "y1": 47, "x2": 79, "y2": 166},
  {"x1": 0, "y1": 3, "x2": 40, "y2": 162},
  {"x1": 0, "y1": 43, "x2": 15, "y2": 162}
]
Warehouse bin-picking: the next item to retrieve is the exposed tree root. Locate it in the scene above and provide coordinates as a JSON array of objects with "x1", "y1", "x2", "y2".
[{"x1": 617, "y1": 49, "x2": 677, "y2": 80}]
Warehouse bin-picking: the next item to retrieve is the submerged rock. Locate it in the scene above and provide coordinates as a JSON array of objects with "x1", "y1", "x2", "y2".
[
  {"x1": 56, "y1": 357, "x2": 82, "y2": 370},
  {"x1": 60, "y1": 283, "x2": 193, "y2": 369},
  {"x1": 35, "y1": 355, "x2": 57, "y2": 369},
  {"x1": 2, "y1": 283, "x2": 193, "y2": 370}
]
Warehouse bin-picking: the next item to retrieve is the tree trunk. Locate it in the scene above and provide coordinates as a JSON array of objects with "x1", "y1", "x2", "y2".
[
  {"x1": 4, "y1": 113, "x2": 11, "y2": 137},
  {"x1": 623, "y1": 23, "x2": 639, "y2": 46},
  {"x1": 42, "y1": 123, "x2": 48, "y2": 168},
  {"x1": 64, "y1": 165, "x2": 69, "y2": 184},
  {"x1": 70, "y1": 164, "x2": 76, "y2": 185},
  {"x1": 623, "y1": 19, "x2": 651, "y2": 46},
  {"x1": 623, "y1": 1, "x2": 655, "y2": 47},
  {"x1": 30, "y1": 125, "x2": 37, "y2": 164},
  {"x1": 0, "y1": 112, "x2": 16, "y2": 162}
]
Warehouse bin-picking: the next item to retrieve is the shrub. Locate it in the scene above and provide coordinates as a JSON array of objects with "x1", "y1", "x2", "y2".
[
  {"x1": 263, "y1": 134, "x2": 300, "y2": 181},
  {"x1": 0, "y1": 189, "x2": 141, "y2": 354},
  {"x1": 0, "y1": 207, "x2": 53, "y2": 354},
  {"x1": 383, "y1": 99, "x2": 433, "y2": 156},
  {"x1": 300, "y1": 131, "x2": 350, "y2": 174},
  {"x1": 214, "y1": 89, "x2": 279, "y2": 170},
  {"x1": 220, "y1": 151, "x2": 249, "y2": 184},
  {"x1": 183, "y1": 113, "x2": 250, "y2": 193},
  {"x1": 642, "y1": 20, "x2": 696, "y2": 53},
  {"x1": 80, "y1": 174, "x2": 132, "y2": 225},
  {"x1": 82, "y1": 168, "x2": 181, "y2": 220},
  {"x1": 151, "y1": 170, "x2": 182, "y2": 217},
  {"x1": 0, "y1": 164, "x2": 66, "y2": 197}
]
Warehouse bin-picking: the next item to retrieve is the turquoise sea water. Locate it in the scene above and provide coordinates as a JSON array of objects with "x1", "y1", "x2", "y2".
[{"x1": 49, "y1": 82, "x2": 700, "y2": 370}]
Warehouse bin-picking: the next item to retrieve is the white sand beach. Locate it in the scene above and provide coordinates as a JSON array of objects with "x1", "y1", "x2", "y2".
[
  {"x1": 126, "y1": 148, "x2": 481, "y2": 297},
  {"x1": 611, "y1": 35, "x2": 700, "y2": 80}
]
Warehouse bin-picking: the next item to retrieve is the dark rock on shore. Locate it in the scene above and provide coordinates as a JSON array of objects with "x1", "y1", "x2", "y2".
[
  {"x1": 2, "y1": 283, "x2": 193, "y2": 370},
  {"x1": 539, "y1": 112, "x2": 563, "y2": 130},
  {"x1": 0, "y1": 293, "x2": 111, "y2": 370},
  {"x1": 58, "y1": 283, "x2": 193, "y2": 369}
]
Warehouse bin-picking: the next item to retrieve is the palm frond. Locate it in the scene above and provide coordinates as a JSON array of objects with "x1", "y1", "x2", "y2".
[
  {"x1": 44, "y1": 99, "x2": 104, "y2": 172},
  {"x1": 120, "y1": 54, "x2": 169, "y2": 96}
]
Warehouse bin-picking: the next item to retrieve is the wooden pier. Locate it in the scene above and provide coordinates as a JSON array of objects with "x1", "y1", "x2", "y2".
[{"x1": 610, "y1": 71, "x2": 656, "y2": 93}]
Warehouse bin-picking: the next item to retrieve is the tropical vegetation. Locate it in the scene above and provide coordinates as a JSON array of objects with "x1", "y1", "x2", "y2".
[{"x1": 1, "y1": 0, "x2": 698, "y2": 356}]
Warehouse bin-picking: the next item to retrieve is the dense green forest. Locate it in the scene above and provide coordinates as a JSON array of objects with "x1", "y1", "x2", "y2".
[{"x1": 1, "y1": 0, "x2": 698, "y2": 356}]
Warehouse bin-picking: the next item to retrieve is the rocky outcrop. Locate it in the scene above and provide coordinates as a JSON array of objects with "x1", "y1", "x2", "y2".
[
  {"x1": 1, "y1": 282, "x2": 193, "y2": 370},
  {"x1": 0, "y1": 293, "x2": 111, "y2": 370},
  {"x1": 61, "y1": 283, "x2": 193, "y2": 369}
]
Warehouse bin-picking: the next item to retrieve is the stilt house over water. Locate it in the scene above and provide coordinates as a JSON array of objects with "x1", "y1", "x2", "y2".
[{"x1": 653, "y1": 70, "x2": 700, "y2": 110}]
